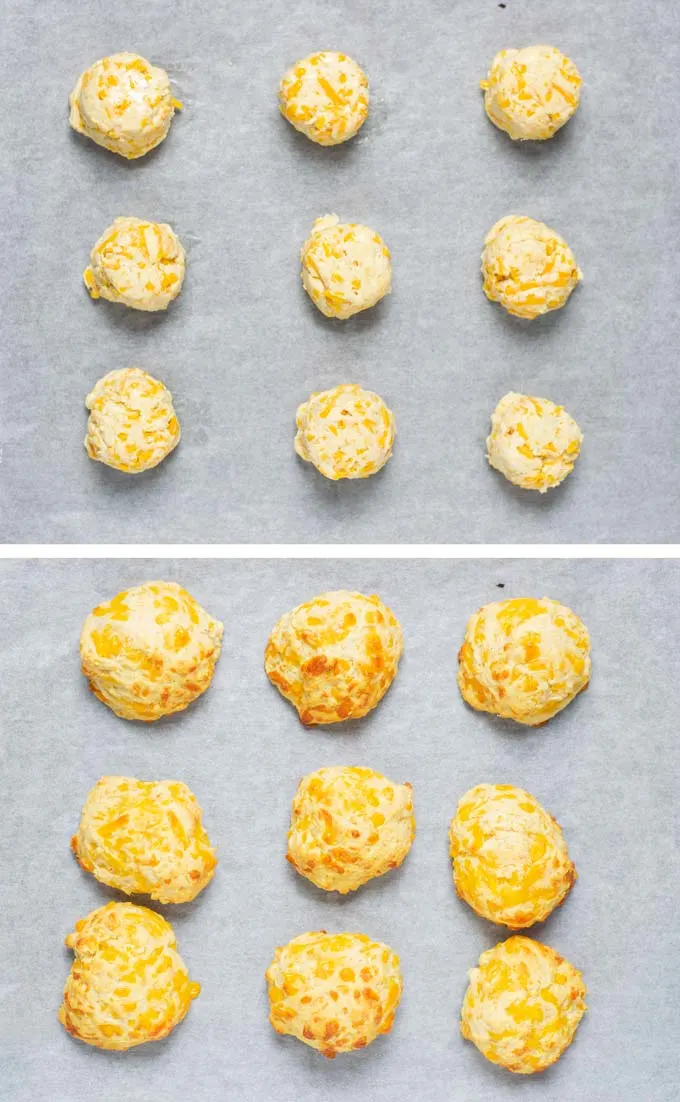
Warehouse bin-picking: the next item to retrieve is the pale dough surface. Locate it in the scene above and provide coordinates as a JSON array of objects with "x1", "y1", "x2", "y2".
[
  {"x1": 487, "y1": 391, "x2": 582, "y2": 492},
  {"x1": 84, "y1": 217, "x2": 185, "y2": 311},
  {"x1": 69, "y1": 52, "x2": 180, "y2": 159},
  {"x1": 300, "y1": 214, "x2": 392, "y2": 319},
  {"x1": 481, "y1": 45, "x2": 582, "y2": 141},
  {"x1": 449, "y1": 783, "x2": 575, "y2": 927},
  {"x1": 481, "y1": 215, "x2": 581, "y2": 319},
  {"x1": 80, "y1": 580, "x2": 223, "y2": 722},
  {"x1": 461, "y1": 936, "x2": 587, "y2": 1074},
  {"x1": 266, "y1": 931, "x2": 402, "y2": 1058},
  {"x1": 58, "y1": 902, "x2": 200, "y2": 1050},
  {"x1": 457, "y1": 596, "x2": 591, "y2": 726},
  {"x1": 72, "y1": 776, "x2": 217, "y2": 903},
  {"x1": 85, "y1": 367, "x2": 180, "y2": 473},
  {"x1": 265, "y1": 589, "x2": 403, "y2": 726},
  {"x1": 279, "y1": 51, "x2": 368, "y2": 146},
  {"x1": 295, "y1": 384, "x2": 395, "y2": 480},
  {"x1": 287, "y1": 766, "x2": 415, "y2": 893}
]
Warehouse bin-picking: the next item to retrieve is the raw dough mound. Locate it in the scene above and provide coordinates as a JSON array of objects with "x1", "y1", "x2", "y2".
[
  {"x1": 461, "y1": 936, "x2": 586, "y2": 1073},
  {"x1": 481, "y1": 215, "x2": 581, "y2": 319},
  {"x1": 481, "y1": 45, "x2": 582, "y2": 141},
  {"x1": 84, "y1": 216, "x2": 185, "y2": 311},
  {"x1": 80, "y1": 581, "x2": 223, "y2": 721},
  {"x1": 85, "y1": 367, "x2": 180, "y2": 473},
  {"x1": 58, "y1": 902, "x2": 199, "y2": 1050},
  {"x1": 279, "y1": 51, "x2": 368, "y2": 145},
  {"x1": 265, "y1": 590, "x2": 403, "y2": 726},
  {"x1": 266, "y1": 931, "x2": 402, "y2": 1057},
  {"x1": 301, "y1": 214, "x2": 391, "y2": 319},
  {"x1": 449, "y1": 784, "x2": 575, "y2": 927},
  {"x1": 295, "y1": 384, "x2": 395, "y2": 480},
  {"x1": 69, "y1": 52, "x2": 180, "y2": 158},
  {"x1": 287, "y1": 766, "x2": 414, "y2": 893},
  {"x1": 487, "y1": 392, "x2": 582, "y2": 492},
  {"x1": 457, "y1": 597, "x2": 590, "y2": 726},
  {"x1": 72, "y1": 776, "x2": 217, "y2": 903}
]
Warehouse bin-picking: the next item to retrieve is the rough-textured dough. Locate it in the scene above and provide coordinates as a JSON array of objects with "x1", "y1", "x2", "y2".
[
  {"x1": 481, "y1": 45, "x2": 582, "y2": 141},
  {"x1": 84, "y1": 217, "x2": 185, "y2": 311},
  {"x1": 461, "y1": 936, "x2": 587, "y2": 1074},
  {"x1": 449, "y1": 784, "x2": 575, "y2": 927},
  {"x1": 85, "y1": 368, "x2": 180, "y2": 473},
  {"x1": 265, "y1": 590, "x2": 403, "y2": 726},
  {"x1": 287, "y1": 766, "x2": 414, "y2": 893},
  {"x1": 72, "y1": 776, "x2": 217, "y2": 903},
  {"x1": 279, "y1": 51, "x2": 368, "y2": 146},
  {"x1": 58, "y1": 902, "x2": 199, "y2": 1050},
  {"x1": 481, "y1": 215, "x2": 581, "y2": 319},
  {"x1": 487, "y1": 392, "x2": 582, "y2": 492},
  {"x1": 301, "y1": 215, "x2": 391, "y2": 319},
  {"x1": 80, "y1": 581, "x2": 223, "y2": 722},
  {"x1": 295, "y1": 384, "x2": 395, "y2": 480},
  {"x1": 458, "y1": 597, "x2": 590, "y2": 726},
  {"x1": 69, "y1": 52, "x2": 180, "y2": 159},
  {"x1": 266, "y1": 931, "x2": 402, "y2": 1057}
]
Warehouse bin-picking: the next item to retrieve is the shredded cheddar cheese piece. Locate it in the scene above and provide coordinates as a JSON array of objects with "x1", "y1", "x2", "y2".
[
  {"x1": 481, "y1": 45, "x2": 582, "y2": 141},
  {"x1": 301, "y1": 214, "x2": 392, "y2": 319},
  {"x1": 487, "y1": 392, "x2": 582, "y2": 492},
  {"x1": 84, "y1": 367, "x2": 180, "y2": 474},
  {"x1": 266, "y1": 931, "x2": 402, "y2": 1058},
  {"x1": 84, "y1": 217, "x2": 185, "y2": 312},
  {"x1": 295, "y1": 384, "x2": 395, "y2": 480},
  {"x1": 481, "y1": 215, "x2": 581, "y2": 319},
  {"x1": 279, "y1": 51, "x2": 368, "y2": 146}
]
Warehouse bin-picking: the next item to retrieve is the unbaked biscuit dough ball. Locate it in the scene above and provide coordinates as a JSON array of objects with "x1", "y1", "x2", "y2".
[
  {"x1": 80, "y1": 581, "x2": 223, "y2": 722},
  {"x1": 69, "y1": 52, "x2": 181, "y2": 159},
  {"x1": 287, "y1": 766, "x2": 414, "y2": 893},
  {"x1": 84, "y1": 217, "x2": 185, "y2": 311},
  {"x1": 279, "y1": 51, "x2": 368, "y2": 146},
  {"x1": 449, "y1": 784, "x2": 575, "y2": 928},
  {"x1": 265, "y1": 590, "x2": 403, "y2": 726},
  {"x1": 487, "y1": 392, "x2": 582, "y2": 492},
  {"x1": 301, "y1": 215, "x2": 391, "y2": 319},
  {"x1": 458, "y1": 597, "x2": 590, "y2": 726},
  {"x1": 72, "y1": 776, "x2": 217, "y2": 903},
  {"x1": 295, "y1": 384, "x2": 395, "y2": 480},
  {"x1": 481, "y1": 46, "x2": 582, "y2": 141},
  {"x1": 460, "y1": 936, "x2": 587, "y2": 1074},
  {"x1": 266, "y1": 931, "x2": 402, "y2": 1058},
  {"x1": 85, "y1": 368, "x2": 180, "y2": 473},
  {"x1": 481, "y1": 216, "x2": 581, "y2": 319},
  {"x1": 59, "y1": 902, "x2": 200, "y2": 1050}
]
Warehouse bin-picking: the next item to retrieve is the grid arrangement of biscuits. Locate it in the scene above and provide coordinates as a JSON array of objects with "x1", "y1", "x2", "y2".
[
  {"x1": 61, "y1": 580, "x2": 590, "y2": 1074},
  {"x1": 73, "y1": 46, "x2": 585, "y2": 493}
]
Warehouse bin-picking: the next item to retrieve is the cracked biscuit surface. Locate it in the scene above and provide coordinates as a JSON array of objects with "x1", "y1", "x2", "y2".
[
  {"x1": 458, "y1": 597, "x2": 590, "y2": 726},
  {"x1": 59, "y1": 902, "x2": 200, "y2": 1050},
  {"x1": 84, "y1": 216, "x2": 185, "y2": 311},
  {"x1": 287, "y1": 766, "x2": 414, "y2": 893},
  {"x1": 481, "y1": 45, "x2": 582, "y2": 141},
  {"x1": 449, "y1": 784, "x2": 575, "y2": 927},
  {"x1": 481, "y1": 215, "x2": 581, "y2": 319},
  {"x1": 266, "y1": 931, "x2": 402, "y2": 1057},
  {"x1": 295, "y1": 384, "x2": 395, "y2": 480},
  {"x1": 72, "y1": 776, "x2": 217, "y2": 903},
  {"x1": 461, "y1": 936, "x2": 586, "y2": 1073},
  {"x1": 279, "y1": 51, "x2": 368, "y2": 145},
  {"x1": 85, "y1": 368, "x2": 180, "y2": 473},
  {"x1": 487, "y1": 392, "x2": 582, "y2": 492},
  {"x1": 265, "y1": 590, "x2": 403, "y2": 726},
  {"x1": 301, "y1": 215, "x2": 391, "y2": 319},
  {"x1": 80, "y1": 581, "x2": 223, "y2": 721}
]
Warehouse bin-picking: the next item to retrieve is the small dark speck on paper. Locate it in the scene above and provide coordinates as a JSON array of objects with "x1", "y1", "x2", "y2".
[{"x1": 496, "y1": 583, "x2": 505, "y2": 588}]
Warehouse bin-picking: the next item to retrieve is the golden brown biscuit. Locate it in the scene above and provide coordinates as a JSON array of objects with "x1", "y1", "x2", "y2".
[
  {"x1": 84, "y1": 217, "x2": 185, "y2": 311},
  {"x1": 458, "y1": 597, "x2": 590, "y2": 726},
  {"x1": 481, "y1": 215, "x2": 581, "y2": 319},
  {"x1": 279, "y1": 51, "x2": 368, "y2": 145},
  {"x1": 72, "y1": 776, "x2": 217, "y2": 903},
  {"x1": 295, "y1": 384, "x2": 395, "y2": 480},
  {"x1": 461, "y1": 936, "x2": 586, "y2": 1073},
  {"x1": 287, "y1": 766, "x2": 414, "y2": 893},
  {"x1": 266, "y1": 931, "x2": 402, "y2": 1057},
  {"x1": 85, "y1": 368, "x2": 180, "y2": 473},
  {"x1": 265, "y1": 590, "x2": 403, "y2": 725},
  {"x1": 449, "y1": 784, "x2": 575, "y2": 927},
  {"x1": 481, "y1": 46, "x2": 582, "y2": 141},
  {"x1": 301, "y1": 215, "x2": 392, "y2": 319},
  {"x1": 59, "y1": 902, "x2": 200, "y2": 1050},
  {"x1": 80, "y1": 581, "x2": 223, "y2": 722}
]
